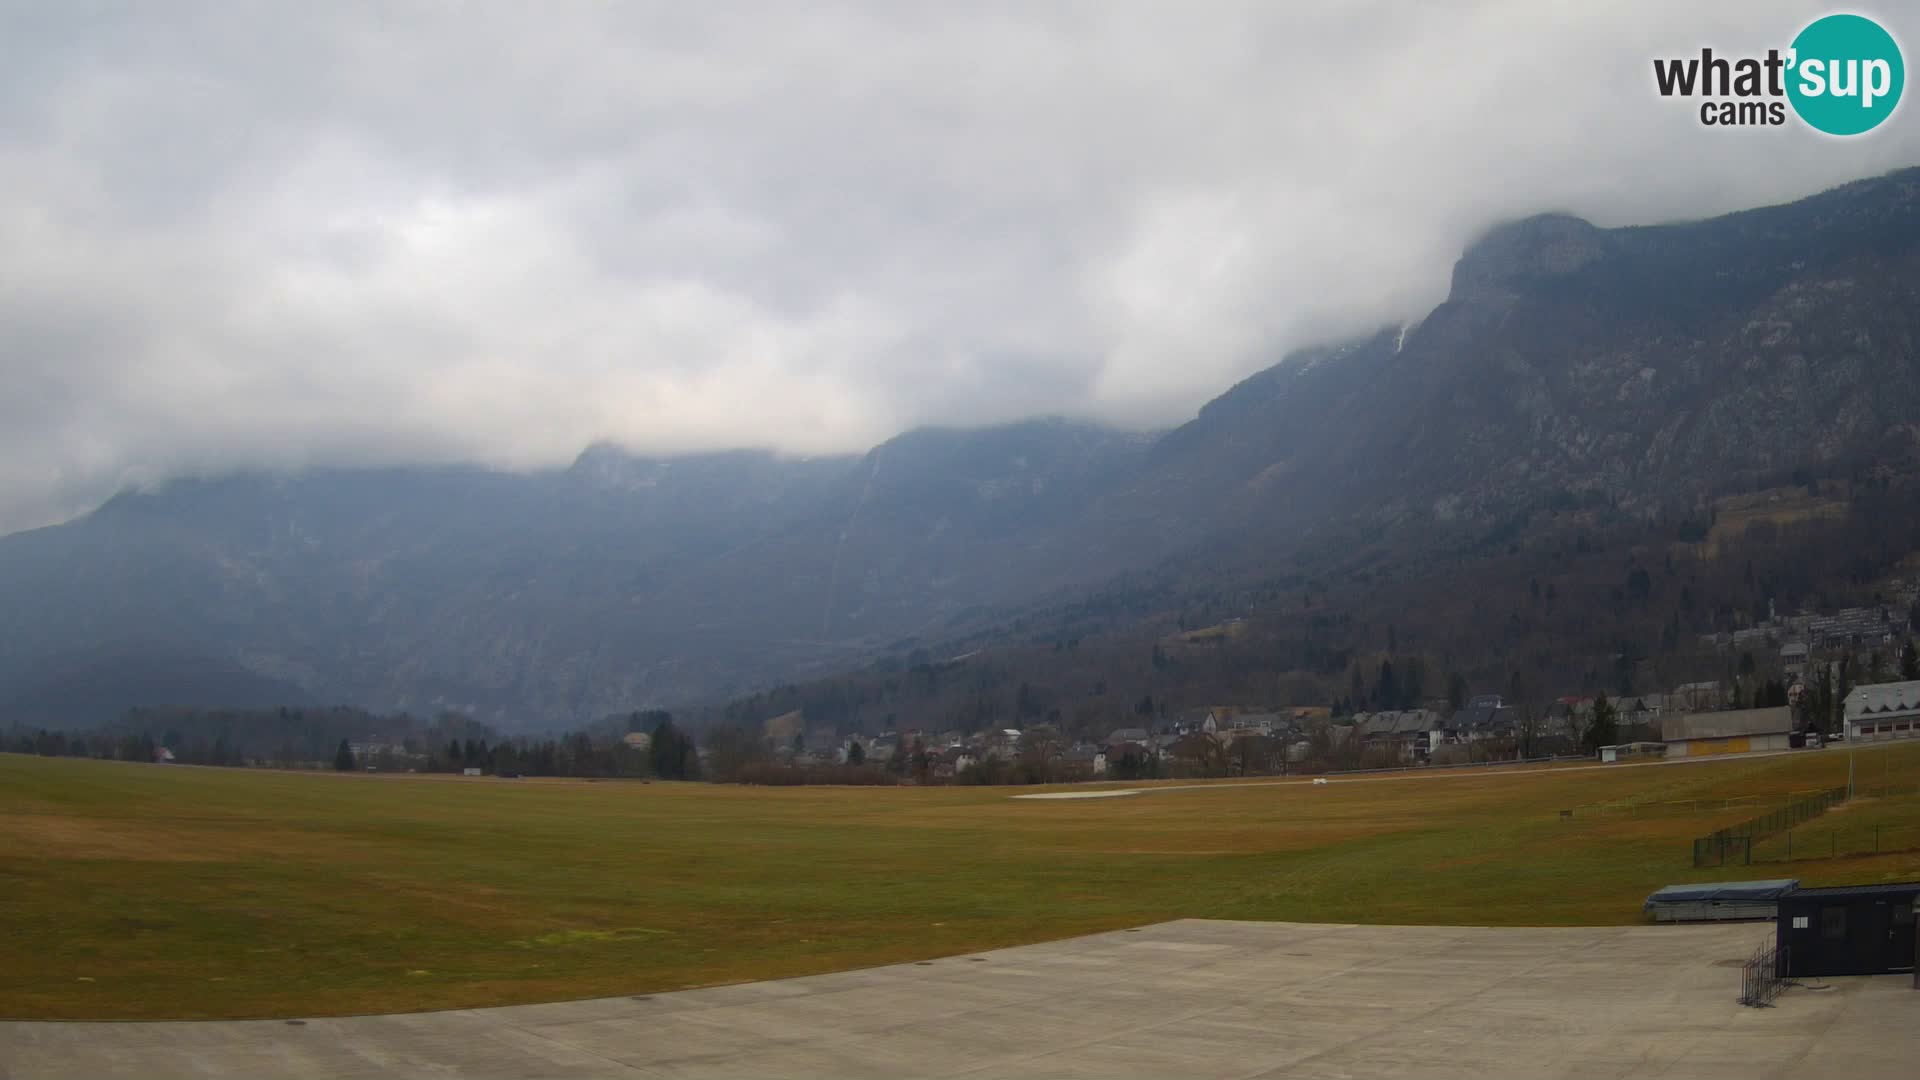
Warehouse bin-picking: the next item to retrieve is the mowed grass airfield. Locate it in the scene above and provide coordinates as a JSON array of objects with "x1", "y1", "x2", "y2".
[{"x1": 3, "y1": 745, "x2": 1918, "y2": 1020}]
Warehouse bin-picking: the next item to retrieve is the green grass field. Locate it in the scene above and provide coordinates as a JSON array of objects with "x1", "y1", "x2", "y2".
[{"x1": 4, "y1": 745, "x2": 1919, "y2": 1020}]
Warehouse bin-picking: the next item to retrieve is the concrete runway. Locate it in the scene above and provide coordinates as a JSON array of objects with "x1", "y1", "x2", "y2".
[{"x1": 3, "y1": 920, "x2": 1914, "y2": 1079}]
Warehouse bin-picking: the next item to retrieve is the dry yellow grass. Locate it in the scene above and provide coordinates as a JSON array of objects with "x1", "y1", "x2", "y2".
[{"x1": 2, "y1": 744, "x2": 1917, "y2": 1020}]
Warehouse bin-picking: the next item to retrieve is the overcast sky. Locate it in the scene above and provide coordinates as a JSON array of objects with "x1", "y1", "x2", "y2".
[{"x1": 3, "y1": 1, "x2": 1917, "y2": 534}]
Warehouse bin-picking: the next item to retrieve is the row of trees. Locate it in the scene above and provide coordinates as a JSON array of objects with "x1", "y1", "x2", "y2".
[
  {"x1": 5, "y1": 728, "x2": 172, "y2": 763},
  {"x1": 13, "y1": 709, "x2": 704, "y2": 782}
]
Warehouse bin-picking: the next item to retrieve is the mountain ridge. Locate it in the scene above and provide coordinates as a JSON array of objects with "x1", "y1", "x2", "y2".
[{"x1": 6, "y1": 167, "x2": 1920, "y2": 725}]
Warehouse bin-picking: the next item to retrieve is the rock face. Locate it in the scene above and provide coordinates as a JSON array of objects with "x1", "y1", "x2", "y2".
[
  {"x1": 1448, "y1": 213, "x2": 1607, "y2": 306},
  {"x1": 4, "y1": 170, "x2": 1920, "y2": 723},
  {"x1": 1138, "y1": 168, "x2": 1920, "y2": 533}
]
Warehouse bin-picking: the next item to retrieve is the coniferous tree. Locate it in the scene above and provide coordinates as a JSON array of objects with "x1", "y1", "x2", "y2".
[
  {"x1": 648, "y1": 715, "x2": 698, "y2": 780},
  {"x1": 1585, "y1": 693, "x2": 1618, "y2": 754},
  {"x1": 1375, "y1": 660, "x2": 1397, "y2": 711}
]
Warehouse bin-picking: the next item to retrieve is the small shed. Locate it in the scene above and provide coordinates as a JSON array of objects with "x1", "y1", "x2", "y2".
[
  {"x1": 1599, "y1": 741, "x2": 1667, "y2": 763},
  {"x1": 1776, "y1": 881, "x2": 1920, "y2": 978},
  {"x1": 1643, "y1": 879, "x2": 1799, "y2": 923}
]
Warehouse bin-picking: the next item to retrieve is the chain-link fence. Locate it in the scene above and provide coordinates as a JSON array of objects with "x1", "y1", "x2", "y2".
[
  {"x1": 1749, "y1": 823, "x2": 1920, "y2": 862},
  {"x1": 1691, "y1": 785, "x2": 1849, "y2": 867}
]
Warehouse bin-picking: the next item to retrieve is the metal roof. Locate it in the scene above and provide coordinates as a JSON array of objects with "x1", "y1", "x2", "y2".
[
  {"x1": 1843, "y1": 680, "x2": 1920, "y2": 720},
  {"x1": 1644, "y1": 880, "x2": 1799, "y2": 907},
  {"x1": 1659, "y1": 706, "x2": 1792, "y2": 742},
  {"x1": 1783, "y1": 881, "x2": 1920, "y2": 899},
  {"x1": 1451, "y1": 704, "x2": 1507, "y2": 730}
]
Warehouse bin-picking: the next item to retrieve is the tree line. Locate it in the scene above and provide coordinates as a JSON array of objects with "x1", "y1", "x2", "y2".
[{"x1": 6, "y1": 706, "x2": 703, "y2": 781}]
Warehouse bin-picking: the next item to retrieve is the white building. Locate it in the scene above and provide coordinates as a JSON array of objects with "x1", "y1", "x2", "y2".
[{"x1": 1843, "y1": 680, "x2": 1920, "y2": 743}]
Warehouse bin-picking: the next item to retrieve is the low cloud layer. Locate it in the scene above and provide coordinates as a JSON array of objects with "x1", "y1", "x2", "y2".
[{"x1": 3, "y1": 1, "x2": 1916, "y2": 533}]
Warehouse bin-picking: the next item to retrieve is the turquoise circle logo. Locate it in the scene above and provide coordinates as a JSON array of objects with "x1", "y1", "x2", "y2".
[{"x1": 1787, "y1": 14, "x2": 1904, "y2": 135}]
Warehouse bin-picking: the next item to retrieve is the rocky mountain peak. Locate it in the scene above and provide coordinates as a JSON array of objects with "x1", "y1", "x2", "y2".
[{"x1": 1449, "y1": 213, "x2": 1606, "y2": 305}]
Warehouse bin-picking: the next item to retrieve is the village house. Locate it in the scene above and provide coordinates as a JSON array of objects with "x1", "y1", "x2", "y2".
[
  {"x1": 929, "y1": 746, "x2": 976, "y2": 778},
  {"x1": 1163, "y1": 707, "x2": 1208, "y2": 736},
  {"x1": 1451, "y1": 696, "x2": 1513, "y2": 743},
  {"x1": 1779, "y1": 641, "x2": 1810, "y2": 677},
  {"x1": 1064, "y1": 744, "x2": 1108, "y2": 777},
  {"x1": 987, "y1": 729, "x2": 1023, "y2": 760},
  {"x1": 1407, "y1": 709, "x2": 1447, "y2": 757},
  {"x1": 1611, "y1": 698, "x2": 1662, "y2": 742},
  {"x1": 1231, "y1": 711, "x2": 1284, "y2": 735},
  {"x1": 1365, "y1": 710, "x2": 1446, "y2": 761}
]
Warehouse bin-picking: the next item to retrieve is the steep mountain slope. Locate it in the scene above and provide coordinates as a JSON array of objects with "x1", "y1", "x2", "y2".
[
  {"x1": 0, "y1": 641, "x2": 314, "y2": 728},
  {"x1": 4, "y1": 169, "x2": 1920, "y2": 725},
  {"x1": 1132, "y1": 169, "x2": 1920, "y2": 546}
]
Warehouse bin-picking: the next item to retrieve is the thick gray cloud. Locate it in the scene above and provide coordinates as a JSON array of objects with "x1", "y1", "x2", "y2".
[{"x1": 2, "y1": 1, "x2": 1916, "y2": 532}]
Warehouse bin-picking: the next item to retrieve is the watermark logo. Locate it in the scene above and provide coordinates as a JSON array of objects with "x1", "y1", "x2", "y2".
[
  {"x1": 1789, "y1": 14, "x2": 1904, "y2": 134},
  {"x1": 1653, "y1": 12, "x2": 1904, "y2": 135}
]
